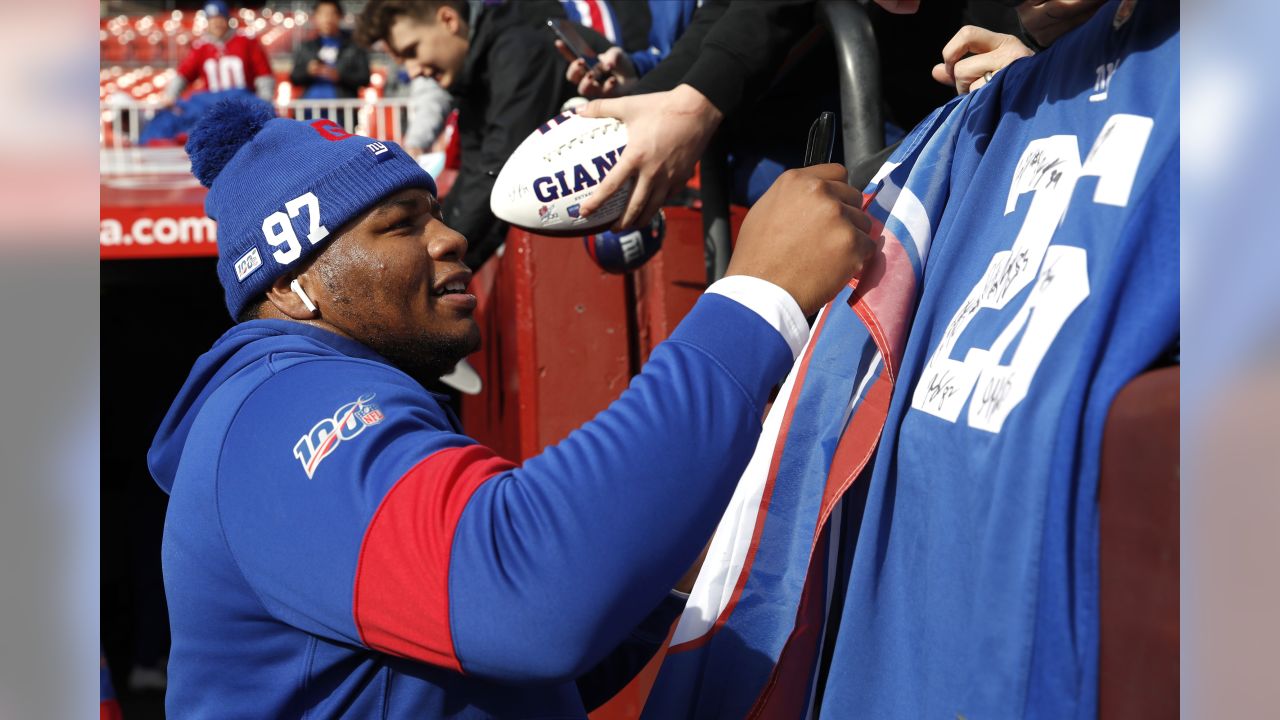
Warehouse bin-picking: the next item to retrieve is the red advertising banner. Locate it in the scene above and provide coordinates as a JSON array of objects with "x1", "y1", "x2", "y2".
[{"x1": 100, "y1": 203, "x2": 220, "y2": 260}]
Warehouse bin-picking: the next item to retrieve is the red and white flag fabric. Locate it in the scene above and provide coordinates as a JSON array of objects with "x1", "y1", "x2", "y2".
[{"x1": 640, "y1": 98, "x2": 971, "y2": 719}]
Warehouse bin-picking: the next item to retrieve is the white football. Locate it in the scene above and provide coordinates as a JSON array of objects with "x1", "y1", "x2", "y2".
[{"x1": 490, "y1": 110, "x2": 631, "y2": 237}]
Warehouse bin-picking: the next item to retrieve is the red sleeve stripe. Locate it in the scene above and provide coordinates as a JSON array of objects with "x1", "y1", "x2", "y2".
[{"x1": 352, "y1": 444, "x2": 515, "y2": 672}]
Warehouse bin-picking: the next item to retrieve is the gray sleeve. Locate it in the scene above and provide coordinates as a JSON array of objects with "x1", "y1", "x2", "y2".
[
  {"x1": 165, "y1": 74, "x2": 187, "y2": 103},
  {"x1": 254, "y1": 74, "x2": 276, "y2": 103},
  {"x1": 402, "y1": 76, "x2": 453, "y2": 150}
]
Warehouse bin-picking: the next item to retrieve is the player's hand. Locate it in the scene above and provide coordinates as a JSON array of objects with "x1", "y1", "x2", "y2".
[
  {"x1": 726, "y1": 164, "x2": 875, "y2": 316},
  {"x1": 577, "y1": 84, "x2": 723, "y2": 230},
  {"x1": 559, "y1": 43, "x2": 636, "y2": 98},
  {"x1": 932, "y1": 25, "x2": 1034, "y2": 94}
]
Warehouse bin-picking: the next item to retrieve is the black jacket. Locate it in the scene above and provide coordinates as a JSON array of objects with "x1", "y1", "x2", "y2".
[
  {"x1": 446, "y1": 4, "x2": 573, "y2": 269},
  {"x1": 633, "y1": 0, "x2": 816, "y2": 116},
  {"x1": 289, "y1": 30, "x2": 370, "y2": 99}
]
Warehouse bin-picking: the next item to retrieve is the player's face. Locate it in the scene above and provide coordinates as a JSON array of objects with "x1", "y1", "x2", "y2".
[
  {"x1": 1017, "y1": 0, "x2": 1108, "y2": 46},
  {"x1": 308, "y1": 187, "x2": 479, "y2": 380},
  {"x1": 312, "y1": 2, "x2": 341, "y2": 37},
  {"x1": 207, "y1": 15, "x2": 229, "y2": 38},
  {"x1": 386, "y1": 8, "x2": 469, "y2": 89}
]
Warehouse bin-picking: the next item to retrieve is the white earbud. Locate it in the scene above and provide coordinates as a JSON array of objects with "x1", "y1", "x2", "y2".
[{"x1": 290, "y1": 279, "x2": 318, "y2": 313}]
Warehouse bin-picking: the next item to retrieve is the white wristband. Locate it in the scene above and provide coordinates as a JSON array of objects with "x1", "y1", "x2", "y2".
[{"x1": 706, "y1": 275, "x2": 809, "y2": 360}]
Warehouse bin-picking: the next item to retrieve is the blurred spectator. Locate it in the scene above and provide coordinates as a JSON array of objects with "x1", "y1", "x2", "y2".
[
  {"x1": 140, "y1": 90, "x2": 272, "y2": 146},
  {"x1": 559, "y1": 0, "x2": 698, "y2": 98},
  {"x1": 357, "y1": 1, "x2": 572, "y2": 270},
  {"x1": 557, "y1": 0, "x2": 623, "y2": 45},
  {"x1": 401, "y1": 75, "x2": 453, "y2": 157},
  {"x1": 626, "y1": 1, "x2": 697, "y2": 76},
  {"x1": 289, "y1": 1, "x2": 370, "y2": 101},
  {"x1": 163, "y1": 1, "x2": 274, "y2": 107}
]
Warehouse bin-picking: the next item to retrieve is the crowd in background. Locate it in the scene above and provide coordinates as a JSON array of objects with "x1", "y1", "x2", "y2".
[{"x1": 104, "y1": 0, "x2": 1029, "y2": 268}]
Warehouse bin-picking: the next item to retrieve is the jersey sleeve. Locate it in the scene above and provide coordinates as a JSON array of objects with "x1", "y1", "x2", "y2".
[
  {"x1": 175, "y1": 45, "x2": 204, "y2": 85},
  {"x1": 216, "y1": 358, "x2": 490, "y2": 658},
  {"x1": 219, "y1": 293, "x2": 794, "y2": 683},
  {"x1": 575, "y1": 592, "x2": 686, "y2": 712},
  {"x1": 445, "y1": 294, "x2": 792, "y2": 681}
]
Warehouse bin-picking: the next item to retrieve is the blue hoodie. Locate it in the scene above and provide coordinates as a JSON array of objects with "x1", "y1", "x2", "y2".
[{"x1": 149, "y1": 291, "x2": 794, "y2": 718}]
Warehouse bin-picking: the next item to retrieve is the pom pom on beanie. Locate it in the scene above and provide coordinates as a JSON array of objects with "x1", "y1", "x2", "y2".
[{"x1": 185, "y1": 95, "x2": 277, "y2": 188}]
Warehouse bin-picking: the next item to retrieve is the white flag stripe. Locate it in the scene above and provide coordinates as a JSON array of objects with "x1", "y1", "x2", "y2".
[{"x1": 670, "y1": 304, "x2": 827, "y2": 645}]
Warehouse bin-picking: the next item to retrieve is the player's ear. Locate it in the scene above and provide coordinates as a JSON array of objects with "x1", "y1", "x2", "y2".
[
  {"x1": 265, "y1": 272, "x2": 319, "y2": 320},
  {"x1": 438, "y1": 5, "x2": 463, "y2": 35}
]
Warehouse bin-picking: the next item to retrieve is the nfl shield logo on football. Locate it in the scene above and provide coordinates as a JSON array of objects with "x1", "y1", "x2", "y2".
[{"x1": 567, "y1": 204, "x2": 581, "y2": 218}]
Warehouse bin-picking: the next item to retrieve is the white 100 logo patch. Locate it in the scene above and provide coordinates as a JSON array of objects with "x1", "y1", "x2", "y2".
[
  {"x1": 910, "y1": 113, "x2": 1153, "y2": 433},
  {"x1": 263, "y1": 191, "x2": 329, "y2": 265}
]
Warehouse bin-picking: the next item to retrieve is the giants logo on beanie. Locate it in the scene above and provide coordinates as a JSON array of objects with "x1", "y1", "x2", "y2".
[{"x1": 185, "y1": 96, "x2": 437, "y2": 319}]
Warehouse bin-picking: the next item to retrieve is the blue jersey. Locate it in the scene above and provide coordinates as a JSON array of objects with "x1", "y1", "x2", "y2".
[
  {"x1": 148, "y1": 292, "x2": 794, "y2": 717},
  {"x1": 818, "y1": 2, "x2": 1178, "y2": 717},
  {"x1": 301, "y1": 36, "x2": 342, "y2": 100},
  {"x1": 629, "y1": 1, "x2": 698, "y2": 77}
]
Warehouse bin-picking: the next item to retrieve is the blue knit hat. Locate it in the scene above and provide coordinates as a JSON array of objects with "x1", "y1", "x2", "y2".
[
  {"x1": 203, "y1": 1, "x2": 230, "y2": 18},
  {"x1": 186, "y1": 96, "x2": 437, "y2": 318}
]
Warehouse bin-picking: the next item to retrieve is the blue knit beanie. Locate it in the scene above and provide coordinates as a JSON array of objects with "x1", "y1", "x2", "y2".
[
  {"x1": 186, "y1": 96, "x2": 437, "y2": 318},
  {"x1": 202, "y1": 1, "x2": 230, "y2": 18}
]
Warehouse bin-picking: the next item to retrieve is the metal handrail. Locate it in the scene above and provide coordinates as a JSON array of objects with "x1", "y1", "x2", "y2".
[
  {"x1": 700, "y1": 0, "x2": 884, "y2": 284},
  {"x1": 100, "y1": 96, "x2": 415, "y2": 149},
  {"x1": 819, "y1": 0, "x2": 884, "y2": 171},
  {"x1": 700, "y1": 136, "x2": 732, "y2": 285}
]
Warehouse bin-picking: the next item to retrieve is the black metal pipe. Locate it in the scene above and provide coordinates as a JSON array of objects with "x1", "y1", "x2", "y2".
[
  {"x1": 700, "y1": 136, "x2": 732, "y2": 284},
  {"x1": 702, "y1": 0, "x2": 885, "y2": 282},
  {"x1": 818, "y1": 0, "x2": 885, "y2": 173}
]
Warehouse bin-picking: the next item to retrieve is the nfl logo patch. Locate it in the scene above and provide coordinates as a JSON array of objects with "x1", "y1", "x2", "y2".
[{"x1": 360, "y1": 407, "x2": 384, "y2": 425}]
